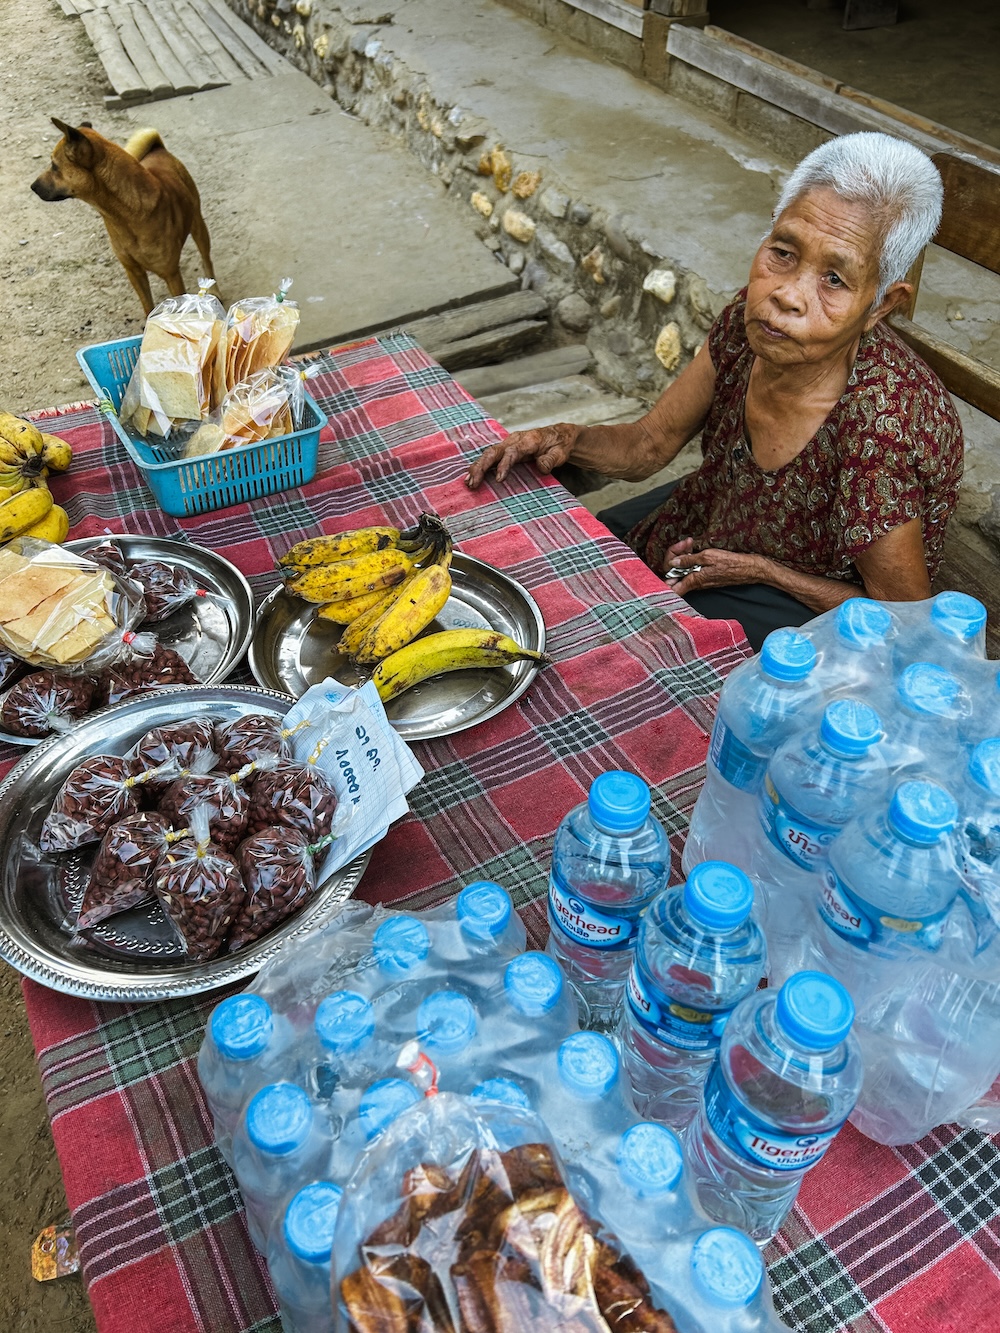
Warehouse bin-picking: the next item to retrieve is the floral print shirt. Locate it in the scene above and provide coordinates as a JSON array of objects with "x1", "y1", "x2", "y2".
[{"x1": 629, "y1": 291, "x2": 963, "y2": 582}]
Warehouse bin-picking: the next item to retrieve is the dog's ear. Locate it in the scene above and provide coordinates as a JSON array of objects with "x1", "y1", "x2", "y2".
[
  {"x1": 51, "y1": 118, "x2": 95, "y2": 166},
  {"x1": 80, "y1": 120, "x2": 93, "y2": 129}
]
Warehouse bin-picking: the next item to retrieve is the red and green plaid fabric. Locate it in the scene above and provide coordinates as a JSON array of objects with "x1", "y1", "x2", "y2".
[{"x1": 9, "y1": 334, "x2": 1000, "y2": 1332}]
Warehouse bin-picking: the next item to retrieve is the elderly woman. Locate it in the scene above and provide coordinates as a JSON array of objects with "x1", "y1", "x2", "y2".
[{"x1": 466, "y1": 133, "x2": 963, "y2": 650}]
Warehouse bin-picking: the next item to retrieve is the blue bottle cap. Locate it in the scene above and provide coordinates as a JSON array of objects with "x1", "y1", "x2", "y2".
[
  {"x1": 246, "y1": 1082, "x2": 313, "y2": 1156},
  {"x1": 775, "y1": 971, "x2": 854, "y2": 1052},
  {"x1": 283, "y1": 1181, "x2": 343, "y2": 1265},
  {"x1": 457, "y1": 881, "x2": 512, "y2": 939},
  {"x1": 616, "y1": 1122, "x2": 683, "y2": 1197},
  {"x1": 691, "y1": 1228, "x2": 764, "y2": 1307},
  {"x1": 759, "y1": 628, "x2": 817, "y2": 682},
  {"x1": 417, "y1": 990, "x2": 477, "y2": 1056},
  {"x1": 358, "y1": 1078, "x2": 420, "y2": 1141},
  {"x1": 684, "y1": 862, "x2": 754, "y2": 932},
  {"x1": 888, "y1": 781, "x2": 958, "y2": 845},
  {"x1": 373, "y1": 915, "x2": 430, "y2": 976},
  {"x1": 587, "y1": 771, "x2": 651, "y2": 834},
  {"x1": 557, "y1": 1031, "x2": 619, "y2": 1099},
  {"x1": 471, "y1": 1078, "x2": 532, "y2": 1111},
  {"x1": 504, "y1": 952, "x2": 563, "y2": 1016},
  {"x1": 314, "y1": 991, "x2": 375, "y2": 1055},
  {"x1": 819, "y1": 699, "x2": 881, "y2": 756},
  {"x1": 931, "y1": 591, "x2": 986, "y2": 643},
  {"x1": 834, "y1": 598, "x2": 893, "y2": 650},
  {"x1": 210, "y1": 993, "x2": 273, "y2": 1062},
  {"x1": 969, "y1": 740, "x2": 1000, "y2": 798},
  {"x1": 897, "y1": 663, "x2": 962, "y2": 718}
]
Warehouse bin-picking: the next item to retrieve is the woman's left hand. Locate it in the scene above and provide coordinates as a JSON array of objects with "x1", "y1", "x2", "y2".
[{"x1": 666, "y1": 543, "x2": 766, "y2": 596}]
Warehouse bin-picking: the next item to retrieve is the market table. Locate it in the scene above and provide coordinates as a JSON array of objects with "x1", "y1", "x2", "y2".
[{"x1": 7, "y1": 332, "x2": 1000, "y2": 1333}]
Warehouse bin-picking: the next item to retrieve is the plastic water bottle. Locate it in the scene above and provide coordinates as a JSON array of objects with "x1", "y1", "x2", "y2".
[
  {"x1": 620, "y1": 862, "x2": 766, "y2": 1129},
  {"x1": 547, "y1": 771, "x2": 670, "y2": 1027},
  {"x1": 818, "y1": 781, "x2": 962, "y2": 965},
  {"x1": 232, "y1": 1082, "x2": 332, "y2": 1253},
  {"x1": 921, "y1": 590, "x2": 987, "y2": 670},
  {"x1": 884, "y1": 663, "x2": 971, "y2": 773},
  {"x1": 961, "y1": 739, "x2": 1000, "y2": 877},
  {"x1": 307, "y1": 991, "x2": 382, "y2": 1103},
  {"x1": 684, "y1": 630, "x2": 820, "y2": 876},
  {"x1": 371, "y1": 915, "x2": 431, "y2": 981},
  {"x1": 810, "y1": 598, "x2": 896, "y2": 694},
  {"x1": 449, "y1": 881, "x2": 526, "y2": 960},
  {"x1": 671, "y1": 1227, "x2": 790, "y2": 1333},
  {"x1": 470, "y1": 1076, "x2": 532, "y2": 1111},
  {"x1": 537, "y1": 1031, "x2": 634, "y2": 1167},
  {"x1": 267, "y1": 1180, "x2": 343, "y2": 1333},
  {"x1": 486, "y1": 952, "x2": 579, "y2": 1067},
  {"x1": 198, "y1": 993, "x2": 295, "y2": 1166},
  {"x1": 329, "y1": 1077, "x2": 421, "y2": 1181},
  {"x1": 685, "y1": 971, "x2": 862, "y2": 1243},
  {"x1": 416, "y1": 989, "x2": 479, "y2": 1090},
  {"x1": 751, "y1": 700, "x2": 886, "y2": 984}
]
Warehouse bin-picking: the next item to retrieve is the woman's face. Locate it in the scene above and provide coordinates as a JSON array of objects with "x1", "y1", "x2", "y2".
[{"x1": 745, "y1": 187, "x2": 888, "y2": 369}]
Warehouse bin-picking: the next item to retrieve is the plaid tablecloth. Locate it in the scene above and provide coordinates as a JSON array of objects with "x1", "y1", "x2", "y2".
[{"x1": 10, "y1": 334, "x2": 1000, "y2": 1333}]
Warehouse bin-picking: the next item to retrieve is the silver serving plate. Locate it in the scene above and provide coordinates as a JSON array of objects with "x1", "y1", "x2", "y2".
[
  {"x1": 1, "y1": 535, "x2": 255, "y2": 748},
  {"x1": 248, "y1": 552, "x2": 546, "y2": 741},
  {"x1": 0, "y1": 685, "x2": 370, "y2": 1002}
]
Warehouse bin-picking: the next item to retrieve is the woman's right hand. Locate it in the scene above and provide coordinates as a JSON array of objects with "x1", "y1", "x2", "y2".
[{"x1": 465, "y1": 423, "x2": 582, "y2": 490}]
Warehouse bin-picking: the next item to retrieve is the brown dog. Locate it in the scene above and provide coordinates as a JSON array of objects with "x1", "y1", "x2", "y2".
[{"x1": 31, "y1": 118, "x2": 216, "y2": 315}]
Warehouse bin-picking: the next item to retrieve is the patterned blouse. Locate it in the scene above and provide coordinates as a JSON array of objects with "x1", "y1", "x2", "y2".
[{"x1": 629, "y1": 292, "x2": 963, "y2": 583}]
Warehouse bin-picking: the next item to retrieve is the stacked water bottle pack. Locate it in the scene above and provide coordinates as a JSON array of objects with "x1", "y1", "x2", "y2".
[
  {"x1": 199, "y1": 877, "x2": 793, "y2": 1332},
  {"x1": 684, "y1": 591, "x2": 1000, "y2": 1145}
]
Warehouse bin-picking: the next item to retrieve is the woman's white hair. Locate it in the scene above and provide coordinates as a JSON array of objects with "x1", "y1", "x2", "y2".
[{"x1": 774, "y1": 132, "x2": 943, "y2": 303}]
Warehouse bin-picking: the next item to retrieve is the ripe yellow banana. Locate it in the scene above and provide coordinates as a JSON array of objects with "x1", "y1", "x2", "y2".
[
  {"x1": 22, "y1": 502, "x2": 70, "y2": 543},
  {"x1": 0, "y1": 486, "x2": 53, "y2": 541},
  {"x1": 288, "y1": 548, "x2": 416, "y2": 604},
  {"x1": 0, "y1": 469, "x2": 27, "y2": 495},
  {"x1": 316, "y1": 587, "x2": 392, "y2": 625},
  {"x1": 279, "y1": 526, "x2": 401, "y2": 571},
  {"x1": 371, "y1": 629, "x2": 548, "y2": 703},
  {"x1": 353, "y1": 564, "x2": 452, "y2": 663},
  {"x1": 336, "y1": 576, "x2": 416, "y2": 656},
  {"x1": 38, "y1": 432, "x2": 73, "y2": 474},
  {"x1": 0, "y1": 412, "x2": 43, "y2": 456}
]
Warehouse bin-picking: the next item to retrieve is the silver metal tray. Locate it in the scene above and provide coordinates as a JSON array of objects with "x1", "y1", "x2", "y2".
[
  {"x1": 0, "y1": 685, "x2": 370, "y2": 1002},
  {"x1": 248, "y1": 552, "x2": 546, "y2": 741},
  {"x1": 1, "y1": 535, "x2": 255, "y2": 748}
]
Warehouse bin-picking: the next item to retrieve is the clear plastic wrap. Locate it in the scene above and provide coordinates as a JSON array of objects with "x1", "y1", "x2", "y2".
[
  {"x1": 151, "y1": 806, "x2": 245, "y2": 962},
  {"x1": 93, "y1": 635, "x2": 199, "y2": 707},
  {"x1": 0, "y1": 538, "x2": 145, "y2": 672},
  {"x1": 213, "y1": 713, "x2": 292, "y2": 773},
  {"x1": 76, "y1": 812, "x2": 181, "y2": 930},
  {"x1": 181, "y1": 366, "x2": 304, "y2": 458},
  {"x1": 120, "y1": 282, "x2": 227, "y2": 439},
  {"x1": 156, "y1": 752, "x2": 257, "y2": 853},
  {"x1": 332, "y1": 1093, "x2": 680, "y2": 1333},
  {"x1": 223, "y1": 279, "x2": 299, "y2": 393},
  {"x1": 40, "y1": 754, "x2": 179, "y2": 853},
  {"x1": 227, "y1": 828, "x2": 342, "y2": 953},
  {"x1": 128, "y1": 559, "x2": 205, "y2": 624},
  {"x1": 132, "y1": 718, "x2": 218, "y2": 783},
  {"x1": 0, "y1": 645, "x2": 27, "y2": 693},
  {"x1": 245, "y1": 759, "x2": 338, "y2": 843},
  {"x1": 0, "y1": 670, "x2": 95, "y2": 738}
]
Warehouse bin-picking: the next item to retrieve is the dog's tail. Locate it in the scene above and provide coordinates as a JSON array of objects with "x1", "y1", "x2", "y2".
[{"x1": 125, "y1": 128, "x2": 164, "y2": 161}]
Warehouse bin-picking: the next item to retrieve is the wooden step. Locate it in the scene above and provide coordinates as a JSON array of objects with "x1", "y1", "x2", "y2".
[
  {"x1": 478, "y1": 375, "x2": 644, "y2": 432},
  {"x1": 455, "y1": 345, "x2": 593, "y2": 398},
  {"x1": 403, "y1": 291, "x2": 548, "y2": 349}
]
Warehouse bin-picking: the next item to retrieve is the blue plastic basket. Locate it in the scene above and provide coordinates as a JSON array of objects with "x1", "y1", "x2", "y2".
[{"x1": 77, "y1": 336, "x2": 327, "y2": 518}]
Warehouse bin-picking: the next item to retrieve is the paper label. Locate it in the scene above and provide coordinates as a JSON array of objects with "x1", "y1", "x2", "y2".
[
  {"x1": 758, "y1": 774, "x2": 835, "y2": 870},
  {"x1": 548, "y1": 879, "x2": 633, "y2": 951},
  {"x1": 626, "y1": 962, "x2": 730, "y2": 1051},
  {"x1": 703, "y1": 1063, "x2": 839, "y2": 1173},
  {"x1": 709, "y1": 717, "x2": 766, "y2": 792}
]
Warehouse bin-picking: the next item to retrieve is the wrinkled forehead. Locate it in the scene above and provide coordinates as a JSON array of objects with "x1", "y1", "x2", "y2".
[{"x1": 770, "y1": 186, "x2": 885, "y2": 282}]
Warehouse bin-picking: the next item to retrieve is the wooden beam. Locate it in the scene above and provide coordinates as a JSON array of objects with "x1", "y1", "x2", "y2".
[
  {"x1": 561, "y1": 0, "x2": 645, "y2": 39},
  {"x1": 429, "y1": 320, "x2": 549, "y2": 371},
  {"x1": 933, "y1": 153, "x2": 1000, "y2": 276},
  {"x1": 199, "y1": 0, "x2": 288, "y2": 74},
  {"x1": 703, "y1": 26, "x2": 841, "y2": 93},
  {"x1": 107, "y1": 2, "x2": 172, "y2": 97},
  {"x1": 891, "y1": 315, "x2": 1000, "y2": 422},
  {"x1": 403, "y1": 291, "x2": 548, "y2": 350},
  {"x1": 80, "y1": 8, "x2": 147, "y2": 100},
  {"x1": 129, "y1": 3, "x2": 198, "y2": 93}
]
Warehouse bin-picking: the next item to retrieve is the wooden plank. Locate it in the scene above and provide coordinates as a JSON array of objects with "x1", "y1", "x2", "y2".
[
  {"x1": 199, "y1": 0, "x2": 287, "y2": 74},
  {"x1": 839, "y1": 89, "x2": 1000, "y2": 169},
  {"x1": 404, "y1": 291, "x2": 547, "y2": 350},
  {"x1": 56, "y1": 0, "x2": 81, "y2": 17},
  {"x1": 933, "y1": 526, "x2": 1000, "y2": 661},
  {"x1": 933, "y1": 153, "x2": 1000, "y2": 276},
  {"x1": 429, "y1": 320, "x2": 549, "y2": 372},
  {"x1": 703, "y1": 26, "x2": 842, "y2": 94},
  {"x1": 190, "y1": 0, "x2": 269, "y2": 78},
  {"x1": 890, "y1": 315, "x2": 1000, "y2": 422},
  {"x1": 145, "y1": 0, "x2": 229, "y2": 90},
  {"x1": 130, "y1": 3, "x2": 198, "y2": 92},
  {"x1": 562, "y1": 0, "x2": 644, "y2": 39},
  {"x1": 173, "y1": 0, "x2": 246, "y2": 83},
  {"x1": 107, "y1": 2, "x2": 172, "y2": 96},
  {"x1": 455, "y1": 345, "x2": 594, "y2": 398},
  {"x1": 81, "y1": 8, "x2": 148, "y2": 99}
]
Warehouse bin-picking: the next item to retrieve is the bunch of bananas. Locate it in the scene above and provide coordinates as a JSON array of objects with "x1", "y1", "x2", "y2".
[
  {"x1": 280, "y1": 515, "x2": 547, "y2": 702},
  {"x1": 0, "y1": 412, "x2": 73, "y2": 543}
]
